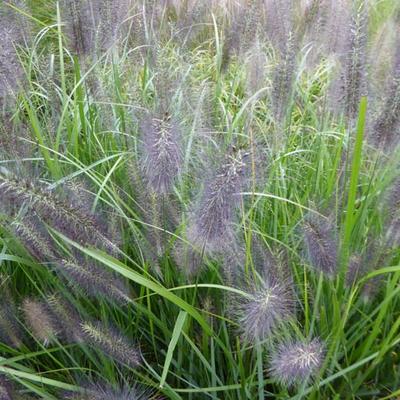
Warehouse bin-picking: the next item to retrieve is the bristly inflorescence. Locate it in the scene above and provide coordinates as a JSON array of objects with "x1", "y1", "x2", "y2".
[
  {"x1": 302, "y1": 212, "x2": 338, "y2": 276},
  {"x1": 11, "y1": 216, "x2": 57, "y2": 261},
  {"x1": 0, "y1": 0, "x2": 27, "y2": 108},
  {"x1": 235, "y1": 274, "x2": 295, "y2": 343},
  {"x1": 61, "y1": 0, "x2": 132, "y2": 57},
  {"x1": 271, "y1": 31, "x2": 297, "y2": 126},
  {"x1": 80, "y1": 320, "x2": 141, "y2": 368},
  {"x1": 269, "y1": 338, "x2": 325, "y2": 387},
  {"x1": 189, "y1": 146, "x2": 250, "y2": 255},
  {"x1": 55, "y1": 258, "x2": 131, "y2": 304},
  {"x1": 141, "y1": 111, "x2": 182, "y2": 195},
  {"x1": 0, "y1": 275, "x2": 23, "y2": 348},
  {"x1": 371, "y1": 44, "x2": 400, "y2": 150},
  {"x1": 46, "y1": 294, "x2": 84, "y2": 343},
  {"x1": 21, "y1": 298, "x2": 59, "y2": 346},
  {"x1": 265, "y1": 0, "x2": 298, "y2": 126},
  {"x1": 0, "y1": 376, "x2": 13, "y2": 400},
  {"x1": 383, "y1": 177, "x2": 400, "y2": 248},
  {"x1": 63, "y1": 381, "x2": 153, "y2": 400},
  {"x1": 0, "y1": 173, "x2": 120, "y2": 256},
  {"x1": 340, "y1": 0, "x2": 369, "y2": 119}
]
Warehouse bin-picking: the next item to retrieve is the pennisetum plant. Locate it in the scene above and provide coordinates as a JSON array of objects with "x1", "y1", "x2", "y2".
[
  {"x1": 371, "y1": 44, "x2": 400, "y2": 150},
  {"x1": 0, "y1": 172, "x2": 120, "y2": 256},
  {"x1": 269, "y1": 337, "x2": 326, "y2": 388},
  {"x1": 0, "y1": 274, "x2": 24, "y2": 349},
  {"x1": 79, "y1": 320, "x2": 141, "y2": 368},
  {"x1": 235, "y1": 274, "x2": 295, "y2": 343},
  {"x1": 21, "y1": 298, "x2": 59, "y2": 346},
  {"x1": 302, "y1": 211, "x2": 338, "y2": 277},
  {"x1": 63, "y1": 381, "x2": 153, "y2": 400}
]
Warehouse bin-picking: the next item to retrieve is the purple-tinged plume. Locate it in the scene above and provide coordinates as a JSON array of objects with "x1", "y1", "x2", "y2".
[
  {"x1": 302, "y1": 0, "x2": 351, "y2": 64},
  {"x1": 21, "y1": 298, "x2": 59, "y2": 346},
  {"x1": 271, "y1": 32, "x2": 297, "y2": 125},
  {"x1": 55, "y1": 258, "x2": 131, "y2": 305},
  {"x1": 46, "y1": 294, "x2": 84, "y2": 343},
  {"x1": 345, "y1": 253, "x2": 363, "y2": 287},
  {"x1": 0, "y1": 376, "x2": 13, "y2": 400},
  {"x1": 80, "y1": 320, "x2": 141, "y2": 368},
  {"x1": 0, "y1": 173, "x2": 119, "y2": 256},
  {"x1": 0, "y1": 275, "x2": 23, "y2": 348},
  {"x1": 339, "y1": 0, "x2": 369, "y2": 120},
  {"x1": 189, "y1": 146, "x2": 250, "y2": 255},
  {"x1": 141, "y1": 111, "x2": 182, "y2": 194},
  {"x1": 62, "y1": 0, "x2": 132, "y2": 57},
  {"x1": 64, "y1": 382, "x2": 153, "y2": 400},
  {"x1": 269, "y1": 338, "x2": 325, "y2": 387},
  {"x1": 302, "y1": 212, "x2": 338, "y2": 276},
  {"x1": 235, "y1": 275, "x2": 294, "y2": 342},
  {"x1": 11, "y1": 216, "x2": 57, "y2": 261},
  {"x1": 0, "y1": 0, "x2": 28, "y2": 108},
  {"x1": 371, "y1": 45, "x2": 400, "y2": 150}
]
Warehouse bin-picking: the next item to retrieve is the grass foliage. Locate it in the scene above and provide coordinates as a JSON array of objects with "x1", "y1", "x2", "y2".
[{"x1": 1, "y1": 0, "x2": 400, "y2": 398}]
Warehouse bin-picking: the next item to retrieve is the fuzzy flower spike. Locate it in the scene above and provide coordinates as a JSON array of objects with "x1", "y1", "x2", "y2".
[{"x1": 269, "y1": 338, "x2": 325, "y2": 388}]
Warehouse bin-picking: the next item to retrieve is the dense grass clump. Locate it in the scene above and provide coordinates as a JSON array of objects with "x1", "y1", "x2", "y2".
[{"x1": 1, "y1": 0, "x2": 400, "y2": 399}]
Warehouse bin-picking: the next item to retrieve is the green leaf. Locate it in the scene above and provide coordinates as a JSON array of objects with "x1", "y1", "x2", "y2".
[{"x1": 160, "y1": 310, "x2": 187, "y2": 388}]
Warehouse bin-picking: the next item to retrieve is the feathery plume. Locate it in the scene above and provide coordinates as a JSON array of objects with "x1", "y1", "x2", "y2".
[
  {"x1": 0, "y1": 376, "x2": 13, "y2": 400},
  {"x1": 64, "y1": 382, "x2": 152, "y2": 400},
  {"x1": 371, "y1": 45, "x2": 400, "y2": 150},
  {"x1": 269, "y1": 338, "x2": 325, "y2": 387},
  {"x1": 383, "y1": 177, "x2": 400, "y2": 248},
  {"x1": 141, "y1": 111, "x2": 182, "y2": 194},
  {"x1": 188, "y1": 146, "x2": 250, "y2": 255},
  {"x1": 0, "y1": 0, "x2": 26, "y2": 108},
  {"x1": 302, "y1": 212, "x2": 338, "y2": 276},
  {"x1": 303, "y1": 0, "x2": 351, "y2": 63},
  {"x1": 0, "y1": 173, "x2": 119, "y2": 256},
  {"x1": 55, "y1": 258, "x2": 131, "y2": 304},
  {"x1": 62, "y1": 0, "x2": 132, "y2": 57},
  {"x1": 271, "y1": 31, "x2": 297, "y2": 125},
  {"x1": 21, "y1": 298, "x2": 59, "y2": 345},
  {"x1": 240, "y1": 0, "x2": 262, "y2": 54},
  {"x1": 339, "y1": 0, "x2": 369, "y2": 119},
  {"x1": 80, "y1": 320, "x2": 141, "y2": 368},
  {"x1": 221, "y1": 0, "x2": 262, "y2": 69},
  {"x1": 345, "y1": 254, "x2": 363, "y2": 287},
  {"x1": 235, "y1": 274, "x2": 295, "y2": 343},
  {"x1": 11, "y1": 216, "x2": 56, "y2": 261},
  {"x1": 46, "y1": 294, "x2": 84, "y2": 343},
  {"x1": 0, "y1": 275, "x2": 23, "y2": 348},
  {"x1": 245, "y1": 39, "x2": 266, "y2": 96}
]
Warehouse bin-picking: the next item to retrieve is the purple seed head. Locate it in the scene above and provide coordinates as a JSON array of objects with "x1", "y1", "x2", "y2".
[
  {"x1": 0, "y1": 1, "x2": 28, "y2": 107},
  {"x1": 188, "y1": 146, "x2": 250, "y2": 255},
  {"x1": 269, "y1": 338, "x2": 325, "y2": 387},
  {"x1": 141, "y1": 112, "x2": 182, "y2": 194},
  {"x1": 0, "y1": 376, "x2": 14, "y2": 400},
  {"x1": 62, "y1": 0, "x2": 132, "y2": 57},
  {"x1": 235, "y1": 275, "x2": 295, "y2": 342},
  {"x1": 0, "y1": 173, "x2": 119, "y2": 257},
  {"x1": 302, "y1": 212, "x2": 338, "y2": 276},
  {"x1": 46, "y1": 294, "x2": 84, "y2": 343},
  {"x1": 271, "y1": 31, "x2": 297, "y2": 124},
  {"x1": 338, "y1": 0, "x2": 369, "y2": 120},
  {"x1": 0, "y1": 274, "x2": 23, "y2": 348},
  {"x1": 11, "y1": 216, "x2": 57, "y2": 261},
  {"x1": 345, "y1": 254, "x2": 363, "y2": 287},
  {"x1": 21, "y1": 298, "x2": 59, "y2": 346},
  {"x1": 55, "y1": 258, "x2": 131, "y2": 305},
  {"x1": 371, "y1": 44, "x2": 400, "y2": 150},
  {"x1": 64, "y1": 381, "x2": 153, "y2": 400},
  {"x1": 80, "y1": 320, "x2": 141, "y2": 368}
]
